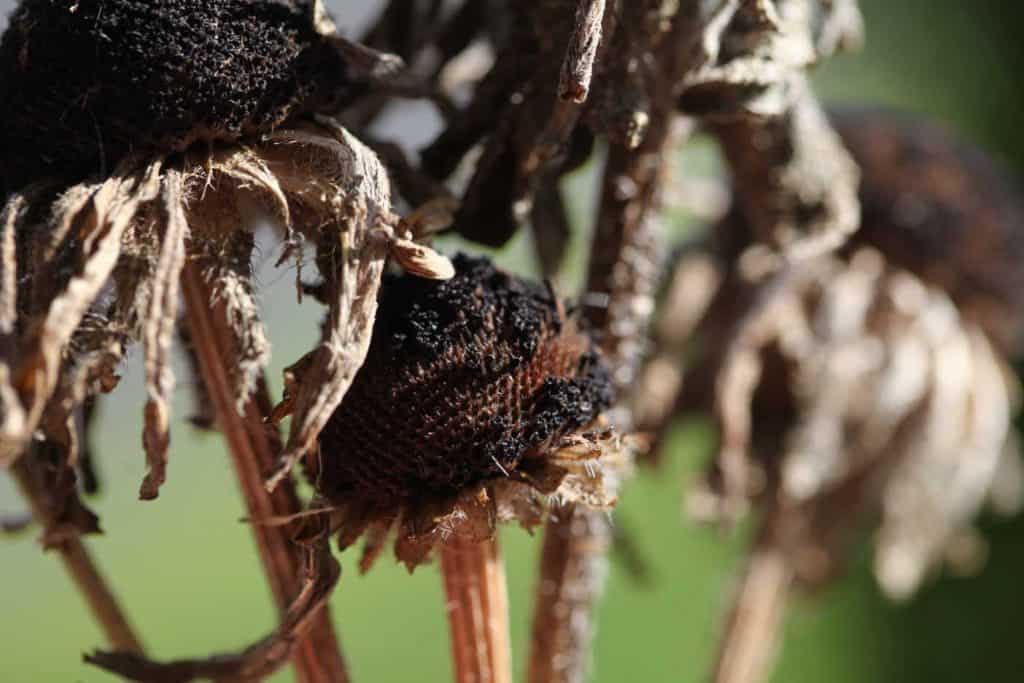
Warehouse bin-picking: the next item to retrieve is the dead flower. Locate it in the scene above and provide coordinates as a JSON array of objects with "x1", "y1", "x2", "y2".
[
  {"x1": 309, "y1": 254, "x2": 627, "y2": 572},
  {"x1": 636, "y1": 107, "x2": 1024, "y2": 683},
  {"x1": 651, "y1": 108, "x2": 1024, "y2": 598},
  {"x1": 0, "y1": 0, "x2": 452, "y2": 511}
]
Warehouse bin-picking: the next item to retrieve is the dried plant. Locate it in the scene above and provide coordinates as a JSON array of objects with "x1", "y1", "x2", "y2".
[
  {"x1": 637, "y1": 109, "x2": 1024, "y2": 683},
  {"x1": 314, "y1": 254, "x2": 627, "y2": 683},
  {"x1": 0, "y1": 2, "x2": 448, "y2": 681},
  {"x1": 4, "y1": 1, "x2": 1024, "y2": 683}
]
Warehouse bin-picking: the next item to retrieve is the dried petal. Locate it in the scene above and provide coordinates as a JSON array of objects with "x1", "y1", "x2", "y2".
[
  {"x1": 256, "y1": 124, "x2": 393, "y2": 490},
  {"x1": 139, "y1": 169, "x2": 190, "y2": 500},
  {"x1": 1, "y1": 157, "x2": 162, "y2": 465}
]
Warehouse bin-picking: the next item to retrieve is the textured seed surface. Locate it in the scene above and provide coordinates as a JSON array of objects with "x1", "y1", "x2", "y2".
[
  {"x1": 316, "y1": 255, "x2": 612, "y2": 505},
  {"x1": 0, "y1": 0, "x2": 355, "y2": 191}
]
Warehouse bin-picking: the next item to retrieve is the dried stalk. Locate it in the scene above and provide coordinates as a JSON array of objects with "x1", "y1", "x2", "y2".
[
  {"x1": 528, "y1": 505, "x2": 609, "y2": 683},
  {"x1": 11, "y1": 457, "x2": 144, "y2": 655},
  {"x1": 180, "y1": 259, "x2": 348, "y2": 683},
  {"x1": 559, "y1": 0, "x2": 606, "y2": 103},
  {"x1": 711, "y1": 542, "x2": 792, "y2": 683},
  {"x1": 439, "y1": 535, "x2": 512, "y2": 683},
  {"x1": 527, "y1": 5, "x2": 701, "y2": 682}
]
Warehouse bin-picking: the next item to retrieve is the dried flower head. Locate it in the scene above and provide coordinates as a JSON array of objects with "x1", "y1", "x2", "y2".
[
  {"x1": 0, "y1": 0, "x2": 365, "y2": 192},
  {"x1": 648, "y1": 109, "x2": 1024, "y2": 600},
  {"x1": 0, "y1": 0, "x2": 451, "y2": 518},
  {"x1": 312, "y1": 254, "x2": 623, "y2": 571}
]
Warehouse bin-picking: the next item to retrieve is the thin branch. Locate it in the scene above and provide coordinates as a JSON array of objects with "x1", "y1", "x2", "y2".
[
  {"x1": 11, "y1": 457, "x2": 144, "y2": 654},
  {"x1": 440, "y1": 535, "x2": 512, "y2": 683},
  {"x1": 180, "y1": 259, "x2": 348, "y2": 683}
]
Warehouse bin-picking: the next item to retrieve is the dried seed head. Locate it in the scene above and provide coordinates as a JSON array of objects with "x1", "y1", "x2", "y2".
[
  {"x1": 834, "y1": 108, "x2": 1024, "y2": 354},
  {"x1": 714, "y1": 108, "x2": 1024, "y2": 354},
  {"x1": 0, "y1": 0, "x2": 359, "y2": 191},
  {"x1": 316, "y1": 254, "x2": 613, "y2": 506}
]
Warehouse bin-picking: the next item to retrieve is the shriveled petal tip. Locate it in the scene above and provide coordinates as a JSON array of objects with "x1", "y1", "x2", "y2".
[{"x1": 389, "y1": 238, "x2": 456, "y2": 280}]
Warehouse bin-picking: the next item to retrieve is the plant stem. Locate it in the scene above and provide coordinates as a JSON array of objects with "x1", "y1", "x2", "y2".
[
  {"x1": 527, "y1": 4, "x2": 701, "y2": 680},
  {"x1": 528, "y1": 503, "x2": 609, "y2": 683},
  {"x1": 711, "y1": 544, "x2": 792, "y2": 683},
  {"x1": 11, "y1": 458, "x2": 144, "y2": 654},
  {"x1": 439, "y1": 534, "x2": 512, "y2": 683},
  {"x1": 181, "y1": 260, "x2": 349, "y2": 683}
]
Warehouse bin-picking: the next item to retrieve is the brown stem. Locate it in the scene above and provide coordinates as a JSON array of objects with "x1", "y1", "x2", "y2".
[
  {"x1": 711, "y1": 543, "x2": 792, "y2": 683},
  {"x1": 439, "y1": 535, "x2": 511, "y2": 683},
  {"x1": 11, "y1": 458, "x2": 144, "y2": 654},
  {"x1": 528, "y1": 5, "x2": 701, "y2": 682},
  {"x1": 528, "y1": 504, "x2": 610, "y2": 683},
  {"x1": 180, "y1": 260, "x2": 348, "y2": 683}
]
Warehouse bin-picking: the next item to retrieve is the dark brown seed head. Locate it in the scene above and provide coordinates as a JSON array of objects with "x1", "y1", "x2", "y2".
[
  {"x1": 0, "y1": 0, "x2": 359, "y2": 192},
  {"x1": 715, "y1": 108, "x2": 1024, "y2": 354},
  {"x1": 314, "y1": 254, "x2": 613, "y2": 507},
  {"x1": 834, "y1": 109, "x2": 1024, "y2": 353}
]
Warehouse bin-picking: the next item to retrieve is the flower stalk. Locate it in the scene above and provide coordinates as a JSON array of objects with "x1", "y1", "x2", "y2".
[
  {"x1": 440, "y1": 534, "x2": 512, "y2": 683},
  {"x1": 711, "y1": 542, "x2": 792, "y2": 683},
  {"x1": 527, "y1": 4, "x2": 699, "y2": 680},
  {"x1": 11, "y1": 457, "x2": 144, "y2": 655},
  {"x1": 180, "y1": 259, "x2": 348, "y2": 683}
]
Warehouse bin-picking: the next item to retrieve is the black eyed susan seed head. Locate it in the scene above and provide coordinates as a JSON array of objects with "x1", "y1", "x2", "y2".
[
  {"x1": 313, "y1": 254, "x2": 620, "y2": 570},
  {"x1": 0, "y1": 0, "x2": 360, "y2": 191},
  {"x1": 832, "y1": 109, "x2": 1024, "y2": 354},
  {"x1": 317, "y1": 254, "x2": 613, "y2": 504}
]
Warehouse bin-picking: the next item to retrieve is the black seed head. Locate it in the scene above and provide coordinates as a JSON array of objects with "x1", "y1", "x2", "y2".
[
  {"x1": 0, "y1": 0, "x2": 359, "y2": 192},
  {"x1": 315, "y1": 254, "x2": 613, "y2": 506}
]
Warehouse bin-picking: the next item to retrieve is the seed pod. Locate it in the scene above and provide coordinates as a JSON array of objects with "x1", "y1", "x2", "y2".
[
  {"x1": 314, "y1": 254, "x2": 624, "y2": 571},
  {"x1": 0, "y1": 0, "x2": 360, "y2": 192}
]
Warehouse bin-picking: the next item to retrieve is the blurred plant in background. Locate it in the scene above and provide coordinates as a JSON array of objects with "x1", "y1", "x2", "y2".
[{"x1": 2, "y1": 1, "x2": 1024, "y2": 682}]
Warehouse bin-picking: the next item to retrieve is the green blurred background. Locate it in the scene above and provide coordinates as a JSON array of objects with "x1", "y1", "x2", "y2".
[{"x1": 3, "y1": 1, "x2": 1024, "y2": 681}]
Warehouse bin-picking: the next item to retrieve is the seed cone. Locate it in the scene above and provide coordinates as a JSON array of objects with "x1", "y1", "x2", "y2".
[
  {"x1": 0, "y1": 0, "x2": 357, "y2": 192},
  {"x1": 314, "y1": 254, "x2": 621, "y2": 571}
]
